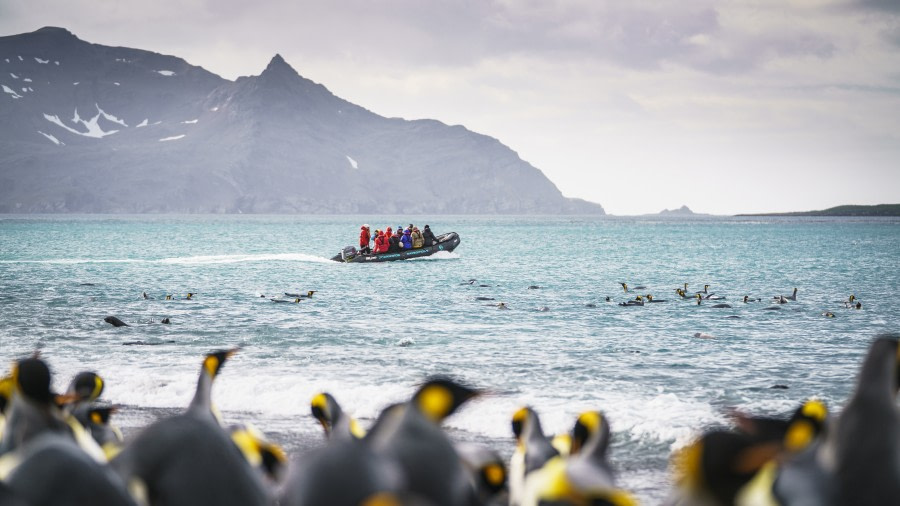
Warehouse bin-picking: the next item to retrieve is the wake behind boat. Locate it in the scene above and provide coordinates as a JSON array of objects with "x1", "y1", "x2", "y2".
[{"x1": 331, "y1": 232, "x2": 460, "y2": 263}]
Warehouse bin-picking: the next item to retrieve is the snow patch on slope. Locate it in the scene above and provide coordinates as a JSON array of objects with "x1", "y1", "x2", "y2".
[
  {"x1": 159, "y1": 134, "x2": 185, "y2": 142},
  {"x1": 34, "y1": 57, "x2": 49, "y2": 64},
  {"x1": 346, "y1": 155, "x2": 359, "y2": 169},
  {"x1": 2, "y1": 85, "x2": 22, "y2": 99},
  {"x1": 156, "y1": 70, "x2": 175, "y2": 76},
  {"x1": 38, "y1": 131, "x2": 63, "y2": 145}
]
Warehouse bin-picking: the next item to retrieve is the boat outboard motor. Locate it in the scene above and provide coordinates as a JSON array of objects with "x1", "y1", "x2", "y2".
[{"x1": 341, "y1": 246, "x2": 358, "y2": 262}]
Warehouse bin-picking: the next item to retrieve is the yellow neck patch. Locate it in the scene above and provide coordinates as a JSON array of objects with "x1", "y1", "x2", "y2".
[
  {"x1": 785, "y1": 421, "x2": 814, "y2": 452},
  {"x1": 203, "y1": 356, "x2": 220, "y2": 378},
  {"x1": 674, "y1": 440, "x2": 704, "y2": 491},
  {"x1": 418, "y1": 385, "x2": 452, "y2": 421},
  {"x1": 484, "y1": 463, "x2": 505, "y2": 486},
  {"x1": 92, "y1": 376, "x2": 104, "y2": 401},
  {"x1": 349, "y1": 418, "x2": 366, "y2": 438},
  {"x1": 360, "y1": 492, "x2": 401, "y2": 506}
]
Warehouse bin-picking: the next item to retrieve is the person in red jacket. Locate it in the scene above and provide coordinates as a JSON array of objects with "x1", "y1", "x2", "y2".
[
  {"x1": 373, "y1": 230, "x2": 385, "y2": 253},
  {"x1": 359, "y1": 224, "x2": 371, "y2": 254}
]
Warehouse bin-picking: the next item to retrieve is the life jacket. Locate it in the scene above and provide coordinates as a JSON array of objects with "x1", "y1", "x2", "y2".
[
  {"x1": 372, "y1": 234, "x2": 382, "y2": 253},
  {"x1": 359, "y1": 227, "x2": 370, "y2": 247}
]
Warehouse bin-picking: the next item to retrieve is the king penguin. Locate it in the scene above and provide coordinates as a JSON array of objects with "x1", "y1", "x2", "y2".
[
  {"x1": 0, "y1": 357, "x2": 73, "y2": 456},
  {"x1": 5, "y1": 433, "x2": 136, "y2": 506},
  {"x1": 110, "y1": 348, "x2": 270, "y2": 506},
  {"x1": 509, "y1": 407, "x2": 559, "y2": 506},
  {"x1": 824, "y1": 335, "x2": 900, "y2": 505},
  {"x1": 310, "y1": 392, "x2": 365, "y2": 440},
  {"x1": 366, "y1": 376, "x2": 482, "y2": 506},
  {"x1": 521, "y1": 411, "x2": 636, "y2": 506}
]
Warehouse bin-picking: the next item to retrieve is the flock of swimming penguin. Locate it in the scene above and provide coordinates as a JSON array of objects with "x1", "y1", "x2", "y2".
[
  {"x1": 0, "y1": 332, "x2": 898, "y2": 505},
  {"x1": 467, "y1": 281, "x2": 862, "y2": 318}
]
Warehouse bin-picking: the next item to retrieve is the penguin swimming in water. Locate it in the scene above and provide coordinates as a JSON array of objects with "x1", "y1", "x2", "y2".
[
  {"x1": 366, "y1": 377, "x2": 482, "y2": 506},
  {"x1": 110, "y1": 348, "x2": 271, "y2": 506},
  {"x1": 283, "y1": 290, "x2": 316, "y2": 299},
  {"x1": 619, "y1": 296, "x2": 644, "y2": 307},
  {"x1": 773, "y1": 288, "x2": 797, "y2": 302}
]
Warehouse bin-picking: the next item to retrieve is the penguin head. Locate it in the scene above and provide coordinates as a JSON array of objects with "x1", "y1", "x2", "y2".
[
  {"x1": 202, "y1": 348, "x2": 238, "y2": 379},
  {"x1": 478, "y1": 461, "x2": 507, "y2": 496},
  {"x1": 67, "y1": 371, "x2": 104, "y2": 402},
  {"x1": 229, "y1": 423, "x2": 288, "y2": 482},
  {"x1": 14, "y1": 357, "x2": 55, "y2": 404},
  {"x1": 511, "y1": 406, "x2": 533, "y2": 441},
  {"x1": 311, "y1": 392, "x2": 340, "y2": 434},
  {"x1": 784, "y1": 399, "x2": 828, "y2": 452},
  {"x1": 570, "y1": 410, "x2": 611, "y2": 456},
  {"x1": 88, "y1": 405, "x2": 118, "y2": 426},
  {"x1": 412, "y1": 376, "x2": 480, "y2": 423}
]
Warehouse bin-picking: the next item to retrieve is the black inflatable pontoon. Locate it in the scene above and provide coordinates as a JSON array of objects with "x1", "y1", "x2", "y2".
[{"x1": 331, "y1": 232, "x2": 460, "y2": 263}]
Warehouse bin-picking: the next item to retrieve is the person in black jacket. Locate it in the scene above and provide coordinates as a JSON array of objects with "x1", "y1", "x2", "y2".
[
  {"x1": 388, "y1": 229, "x2": 401, "y2": 252},
  {"x1": 422, "y1": 224, "x2": 437, "y2": 247}
]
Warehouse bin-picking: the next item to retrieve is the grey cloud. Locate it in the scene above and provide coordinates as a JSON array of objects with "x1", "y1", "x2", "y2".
[{"x1": 857, "y1": 0, "x2": 900, "y2": 13}]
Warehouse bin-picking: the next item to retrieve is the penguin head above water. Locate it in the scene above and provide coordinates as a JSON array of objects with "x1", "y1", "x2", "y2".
[{"x1": 412, "y1": 376, "x2": 480, "y2": 423}]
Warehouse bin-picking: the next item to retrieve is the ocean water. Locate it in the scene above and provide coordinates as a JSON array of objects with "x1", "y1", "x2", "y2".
[{"x1": 1, "y1": 215, "x2": 898, "y2": 503}]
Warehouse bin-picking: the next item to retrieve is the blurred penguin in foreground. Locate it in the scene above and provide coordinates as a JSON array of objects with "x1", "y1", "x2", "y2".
[{"x1": 667, "y1": 334, "x2": 900, "y2": 506}]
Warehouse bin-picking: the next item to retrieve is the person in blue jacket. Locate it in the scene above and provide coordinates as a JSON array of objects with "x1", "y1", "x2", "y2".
[{"x1": 400, "y1": 229, "x2": 413, "y2": 250}]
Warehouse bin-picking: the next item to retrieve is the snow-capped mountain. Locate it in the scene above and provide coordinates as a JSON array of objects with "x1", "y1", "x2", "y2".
[{"x1": 0, "y1": 27, "x2": 604, "y2": 214}]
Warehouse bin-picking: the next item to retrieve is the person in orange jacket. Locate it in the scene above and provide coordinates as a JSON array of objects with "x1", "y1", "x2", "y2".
[{"x1": 359, "y1": 224, "x2": 371, "y2": 254}]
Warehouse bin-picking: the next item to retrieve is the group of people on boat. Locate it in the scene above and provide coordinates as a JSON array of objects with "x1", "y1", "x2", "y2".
[{"x1": 358, "y1": 223, "x2": 438, "y2": 255}]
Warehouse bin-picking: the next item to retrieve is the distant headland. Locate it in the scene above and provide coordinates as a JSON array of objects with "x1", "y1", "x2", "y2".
[{"x1": 737, "y1": 204, "x2": 900, "y2": 217}]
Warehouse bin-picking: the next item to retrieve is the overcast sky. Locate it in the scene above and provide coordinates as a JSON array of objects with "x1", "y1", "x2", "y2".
[{"x1": 3, "y1": 0, "x2": 899, "y2": 214}]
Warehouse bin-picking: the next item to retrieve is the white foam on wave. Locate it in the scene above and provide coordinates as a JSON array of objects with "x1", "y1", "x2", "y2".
[
  {"x1": 157, "y1": 253, "x2": 334, "y2": 265},
  {"x1": 409, "y1": 251, "x2": 460, "y2": 261},
  {"x1": 445, "y1": 387, "x2": 723, "y2": 451}
]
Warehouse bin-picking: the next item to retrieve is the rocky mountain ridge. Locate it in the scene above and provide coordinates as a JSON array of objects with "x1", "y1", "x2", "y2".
[{"x1": 0, "y1": 27, "x2": 604, "y2": 214}]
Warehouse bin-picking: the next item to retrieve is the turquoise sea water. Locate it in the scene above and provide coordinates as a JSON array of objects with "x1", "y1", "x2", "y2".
[{"x1": 1, "y1": 215, "x2": 898, "y2": 502}]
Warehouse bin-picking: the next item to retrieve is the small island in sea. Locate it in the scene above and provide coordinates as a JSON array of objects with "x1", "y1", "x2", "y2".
[{"x1": 738, "y1": 203, "x2": 900, "y2": 217}]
